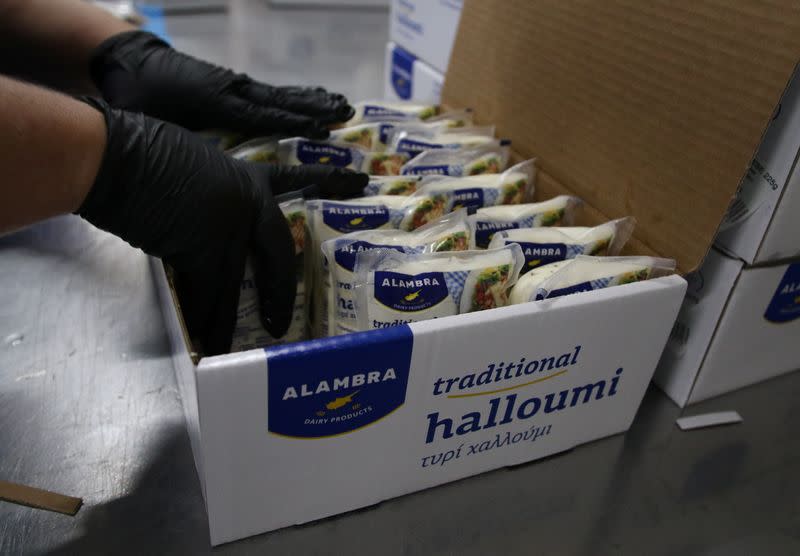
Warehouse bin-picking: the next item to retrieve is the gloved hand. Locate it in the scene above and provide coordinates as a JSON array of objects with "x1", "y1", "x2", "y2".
[
  {"x1": 89, "y1": 30, "x2": 354, "y2": 139},
  {"x1": 77, "y1": 98, "x2": 367, "y2": 355}
]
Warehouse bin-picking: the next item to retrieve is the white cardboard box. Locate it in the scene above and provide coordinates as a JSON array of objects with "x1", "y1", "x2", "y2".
[
  {"x1": 384, "y1": 42, "x2": 444, "y2": 103},
  {"x1": 389, "y1": 0, "x2": 463, "y2": 73},
  {"x1": 655, "y1": 248, "x2": 800, "y2": 406},
  {"x1": 714, "y1": 70, "x2": 800, "y2": 265},
  {"x1": 152, "y1": 257, "x2": 685, "y2": 545}
]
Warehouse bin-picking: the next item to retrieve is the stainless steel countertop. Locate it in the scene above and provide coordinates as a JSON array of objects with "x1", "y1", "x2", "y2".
[{"x1": 2, "y1": 5, "x2": 799, "y2": 554}]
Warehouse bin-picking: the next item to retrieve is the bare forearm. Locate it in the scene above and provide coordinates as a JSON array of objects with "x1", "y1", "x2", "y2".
[
  {"x1": 0, "y1": 0, "x2": 133, "y2": 92},
  {"x1": 0, "y1": 76, "x2": 106, "y2": 233}
]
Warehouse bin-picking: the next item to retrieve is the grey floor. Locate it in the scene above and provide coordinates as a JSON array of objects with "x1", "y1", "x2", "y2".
[{"x1": 2, "y1": 3, "x2": 800, "y2": 555}]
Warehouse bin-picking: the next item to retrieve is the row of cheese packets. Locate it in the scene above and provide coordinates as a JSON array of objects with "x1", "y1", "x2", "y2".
[{"x1": 221, "y1": 101, "x2": 676, "y2": 351}]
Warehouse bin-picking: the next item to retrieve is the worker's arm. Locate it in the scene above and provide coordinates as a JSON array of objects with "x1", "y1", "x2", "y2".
[
  {"x1": 0, "y1": 76, "x2": 367, "y2": 354},
  {"x1": 0, "y1": 0, "x2": 133, "y2": 92},
  {"x1": 0, "y1": 0, "x2": 354, "y2": 135},
  {"x1": 0, "y1": 75, "x2": 104, "y2": 232}
]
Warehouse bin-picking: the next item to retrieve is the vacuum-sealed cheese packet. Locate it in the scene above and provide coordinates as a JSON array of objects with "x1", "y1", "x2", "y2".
[
  {"x1": 346, "y1": 101, "x2": 440, "y2": 124},
  {"x1": 395, "y1": 159, "x2": 537, "y2": 231},
  {"x1": 488, "y1": 217, "x2": 635, "y2": 272},
  {"x1": 400, "y1": 144, "x2": 511, "y2": 176},
  {"x1": 363, "y1": 175, "x2": 423, "y2": 196},
  {"x1": 510, "y1": 255, "x2": 676, "y2": 303},
  {"x1": 469, "y1": 195, "x2": 583, "y2": 249},
  {"x1": 278, "y1": 138, "x2": 409, "y2": 175},
  {"x1": 389, "y1": 126, "x2": 499, "y2": 156},
  {"x1": 227, "y1": 136, "x2": 281, "y2": 163},
  {"x1": 353, "y1": 244, "x2": 524, "y2": 331},
  {"x1": 306, "y1": 196, "x2": 410, "y2": 337},
  {"x1": 330, "y1": 121, "x2": 448, "y2": 152},
  {"x1": 321, "y1": 210, "x2": 470, "y2": 335},
  {"x1": 232, "y1": 196, "x2": 308, "y2": 351}
]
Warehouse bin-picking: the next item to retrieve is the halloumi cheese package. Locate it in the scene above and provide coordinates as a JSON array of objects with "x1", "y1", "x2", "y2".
[
  {"x1": 321, "y1": 210, "x2": 471, "y2": 335},
  {"x1": 363, "y1": 175, "x2": 423, "y2": 196},
  {"x1": 346, "y1": 101, "x2": 441, "y2": 124},
  {"x1": 469, "y1": 195, "x2": 583, "y2": 249},
  {"x1": 305, "y1": 196, "x2": 411, "y2": 337},
  {"x1": 352, "y1": 244, "x2": 524, "y2": 331},
  {"x1": 400, "y1": 144, "x2": 511, "y2": 176},
  {"x1": 330, "y1": 117, "x2": 471, "y2": 152},
  {"x1": 227, "y1": 136, "x2": 281, "y2": 163},
  {"x1": 232, "y1": 196, "x2": 307, "y2": 351},
  {"x1": 509, "y1": 255, "x2": 676, "y2": 304},
  {"x1": 488, "y1": 217, "x2": 636, "y2": 272},
  {"x1": 389, "y1": 126, "x2": 500, "y2": 157},
  {"x1": 396, "y1": 160, "x2": 538, "y2": 232},
  {"x1": 278, "y1": 138, "x2": 410, "y2": 175}
]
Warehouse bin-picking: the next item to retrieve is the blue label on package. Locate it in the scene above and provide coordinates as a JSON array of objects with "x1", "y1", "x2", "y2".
[
  {"x1": 267, "y1": 327, "x2": 414, "y2": 438},
  {"x1": 536, "y1": 276, "x2": 615, "y2": 300},
  {"x1": 449, "y1": 188, "x2": 485, "y2": 212},
  {"x1": 374, "y1": 271, "x2": 449, "y2": 312},
  {"x1": 322, "y1": 203, "x2": 390, "y2": 233},
  {"x1": 764, "y1": 263, "x2": 800, "y2": 323},
  {"x1": 378, "y1": 123, "x2": 397, "y2": 145},
  {"x1": 402, "y1": 164, "x2": 453, "y2": 176},
  {"x1": 363, "y1": 105, "x2": 408, "y2": 120},
  {"x1": 391, "y1": 47, "x2": 415, "y2": 100},
  {"x1": 334, "y1": 241, "x2": 405, "y2": 272},
  {"x1": 518, "y1": 242, "x2": 568, "y2": 270},
  {"x1": 296, "y1": 141, "x2": 353, "y2": 166},
  {"x1": 474, "y1": 220, "x2": 520, "y2": 248},
  {"x1": 397, "y1": 137, "x2": 442, "y2": 155}
]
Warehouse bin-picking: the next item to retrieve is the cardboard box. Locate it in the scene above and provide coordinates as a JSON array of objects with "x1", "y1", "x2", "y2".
[
  {"x1": 384, "y1": 42, "x2": 444, "y2": 103},
  {"x1": 655, "y1": 249, "x2": 800, "y2": 406},
  {"x1": 153, "y1": 0, "x2": 800, "y2": 545},
  {"x1": 715, "y1": 69, "x2": 800, "y2": 265},
  {"x1": 389, "y1": 0, "x2": 462, "y2": 73}
]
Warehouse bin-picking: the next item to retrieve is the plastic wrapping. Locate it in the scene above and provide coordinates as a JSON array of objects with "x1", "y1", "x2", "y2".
[
  {"x1": 330, "y1": 121, "x2": 446, "y2": 152},
  {"x1": 197, "y1": 129, "x2": 243, "y2": 151},
  {"x1": 389, "y1": 126, "x2": 499, "y2": 156},
  {"x1": 395, "y1": 159, "x2": 538, "y2": 232},
  {"x1": 321, "y1": 210, "x2": 470, "y2": 335},
  {"x1": 352, "y1": 244, "x2": 524, "y2": 331},
  {"x1": 346, "y1": 101, "x2": 441, "y2": 124},
  {"x1": 226, "y1": 136, "x2": 281, "y2": 163},
  {"x1": 469, "y1": 195, "x2": 583, "y2": 249},
  {"x1": 231, "y1": 196, "x2": 308, "y2": 351},
  {"x1": 363, "y1": 175, "x2": 423, "y2": 196},
  {"x1": 305, "y1": 196, "x2": 410, "y2": 337},
  {"x1": 399, "y1": 144, "x2": 511, "y2": 176},
  {"x1": 488, "y1": 217, "x2": 636, "y2": 272},
  {"x1": 278, "y1": 138, "x2": 409, "y2": 175},
  {"x1": 509, "y1": 255, "x2": 676, "y2": 304}
]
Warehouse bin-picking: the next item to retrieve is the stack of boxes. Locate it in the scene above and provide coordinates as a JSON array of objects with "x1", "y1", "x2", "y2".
[
  {"x1": 655, "y1": 72, "x2": 800, "y2": 407},
  {"x1": 384, "y1": 1, "x2": 463, "y2": 103}
]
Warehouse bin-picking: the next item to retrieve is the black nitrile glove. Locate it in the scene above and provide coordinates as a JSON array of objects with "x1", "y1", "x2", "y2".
[
  {"x1": 77, "y1": 98, "x2": 366, "y2": 355},
  {"x1": 89, "y1": 30, "x2": 354, "y2": 139}
]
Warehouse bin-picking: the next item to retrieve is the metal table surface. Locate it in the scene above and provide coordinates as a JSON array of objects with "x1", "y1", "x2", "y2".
[{"x1": 2, "y1": 5, "x2": 800, "y2": 555}]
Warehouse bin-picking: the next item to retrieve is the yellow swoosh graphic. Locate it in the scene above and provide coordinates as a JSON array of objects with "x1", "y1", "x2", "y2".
[{"x1": 447, "y1": 369, "x2": 568, "y2": 399}]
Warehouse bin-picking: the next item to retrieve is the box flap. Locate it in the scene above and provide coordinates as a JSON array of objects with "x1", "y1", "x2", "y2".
[{"x1": 443, "y1": 0, "x2": 800, "y2": 273}]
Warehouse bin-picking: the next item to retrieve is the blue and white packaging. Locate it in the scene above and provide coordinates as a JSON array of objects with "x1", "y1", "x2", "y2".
[
  {"x1": 278, "y1": 138, "x2": 410, "y2": 175},
  {"x1": 470, "y1": 195, "x2": 582, "y2": 249},
  {"x1": 656, "y1": 248, "x2": 800, "y2": 406},
  {"x1": 488, "y1": 217, "x2": 636, "y2": 269},
  {"x1": 400, "y1": 144, "x2": 512, "y2": 176},
  {"x1": 347, "y1": 98, "x2": 441, "y2": 125},
  {"x1": 151, "y1": 254, "x2": 686, "y2": 544},
  {"x1": 322, "y1": 210, "x2": 470, "y2": 335},
  {"x1": 352, "y1": 244, "x2": 524, "y2": 331},
  {"x1": 389, "y1": 125, "x2": 498, "y2": 156},
  {"x1": 384, "y1": 42, "x2": 446, "y2": 103},
  {"x1": 389, "y1": 0, "x2": 463, "y2": 73}
]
